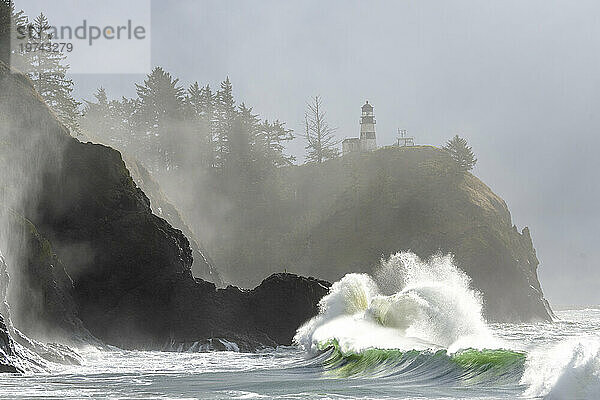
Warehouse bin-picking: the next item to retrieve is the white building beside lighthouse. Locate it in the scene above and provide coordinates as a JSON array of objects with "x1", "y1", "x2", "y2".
[{"x1": 342, "y1": 101, "x2": 377, "y2": 155}]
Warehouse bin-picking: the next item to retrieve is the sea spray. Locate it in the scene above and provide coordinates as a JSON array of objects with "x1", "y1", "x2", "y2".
[
  {"x1": 294, "y1": 251, "x2": 500, "y2": 354},
  {"x1": 521, "y1": 337, "x2": 600, "y2": 399},
  {"x1": 294, "y1": 252, "x2": 600, "y2": 397}
]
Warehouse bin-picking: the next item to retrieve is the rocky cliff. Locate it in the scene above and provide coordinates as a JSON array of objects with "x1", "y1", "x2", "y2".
[
  {"x1": 0, "y1": 61, "x2": 326, "y2": 351},
  {"x1": 204, "y1": 147, "x2": 553, "y2": 322},
  {"x1": 0, "y1": 249, "x2": 83, "y2": 373},
  {"x1": 0, "y1": 208, "x2": 92, "y2": 343},
  {"x1": 158, "y1": 273, "x2": 329, "y2": 352},
  {"x1": 123, "y1": 157, "x2": 223, "y2": 286},
  {"x1": 0, "y1": 253, "x2": 21, "y2": 373}
]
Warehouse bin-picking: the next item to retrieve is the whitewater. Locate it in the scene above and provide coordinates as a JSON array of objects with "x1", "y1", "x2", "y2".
[{"x1": 0, "y1": 252, "x2": 598, "y2": 399}]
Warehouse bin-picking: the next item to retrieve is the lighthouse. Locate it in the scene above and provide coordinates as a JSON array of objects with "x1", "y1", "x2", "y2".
[
  {"x1": 359, "y1": 101, "x2": 376, "y2": 151},
  {"x1": 341, "y1": 100, "x2": 378, "y2": 155}
]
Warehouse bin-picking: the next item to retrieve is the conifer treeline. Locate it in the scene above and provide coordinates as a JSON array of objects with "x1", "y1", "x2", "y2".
[
  {"x1": 81, "y1": 67, "x2": 296, "y2": 182},
  {"x1": 9, "y1": 10, "x2": 81, "y2": 133}
]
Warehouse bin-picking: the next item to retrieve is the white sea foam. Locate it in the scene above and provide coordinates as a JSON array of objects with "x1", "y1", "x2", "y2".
[
  {"x1": 522, "y1": 337, "x2": 600, "y2": 399},
  {"x1": 294, "y1": 251, "x2": 500, "y2": 354}
]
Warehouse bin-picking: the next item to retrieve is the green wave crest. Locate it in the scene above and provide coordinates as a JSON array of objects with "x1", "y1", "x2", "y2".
[{"x1": 317, "y1": 339, "x2": 526, "y2": 381}]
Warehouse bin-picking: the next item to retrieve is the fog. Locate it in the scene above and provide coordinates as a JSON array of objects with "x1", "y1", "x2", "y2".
[
  {"x1": 0, "y1": 71, "x2": 73, "y2": 342},
  {"x1": 16, "y1": 0, "x2": 600, "y2": 306}
]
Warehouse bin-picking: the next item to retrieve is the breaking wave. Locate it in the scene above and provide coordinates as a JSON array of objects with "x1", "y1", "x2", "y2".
[
  {"x1": 317, "y1": 339, "x2": 525, "y2": 383},
  {"x1": 294, "y1": 252, "x2": 499, "y2": 354},
  {"x1": 295, "y1": 251, "x2": 600, "y2": 398}
]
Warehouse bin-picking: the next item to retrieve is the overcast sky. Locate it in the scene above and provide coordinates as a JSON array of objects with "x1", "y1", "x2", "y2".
[{"x1": 18, "y1": 0, "x2": 600, "y2": 307}]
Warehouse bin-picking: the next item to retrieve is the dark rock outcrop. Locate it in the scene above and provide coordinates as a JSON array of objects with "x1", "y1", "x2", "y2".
[
  {"x1": 0, "y1": 253, "x2": 21, "y2": 373},
  {"x1": 0, "y1": 62, "x2": 327, "y2": 350},
  {"x1": 167, "y1": 273, "x2": 330, "y2": 351},
  {"x1": 123, "y1": 157, "x2": 223, "y2": 286},
  {"x1": 0, "y1": 208, "x2": 92, "y2": 343},
  {"x1": 0, "y1": 249, "x2": 83, "y2": 373},
  {"x1": 0, "y1": 314, "x2": 19, "y2": 373}
]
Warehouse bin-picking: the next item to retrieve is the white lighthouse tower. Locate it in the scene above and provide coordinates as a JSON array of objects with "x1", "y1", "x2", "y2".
[{"x1": 359, "y1": 101, "x2": 376, "y2": 151}]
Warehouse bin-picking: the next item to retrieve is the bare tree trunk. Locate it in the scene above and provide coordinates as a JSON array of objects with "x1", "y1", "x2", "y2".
[{"x1": 302, "y1": 95, "x2": 339, "y2": 164}]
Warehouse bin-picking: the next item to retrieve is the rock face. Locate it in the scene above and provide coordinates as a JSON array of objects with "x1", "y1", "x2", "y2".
[
  {"x1": 0, "y1": 249, "x2": 84, "y2": 373},
  {"x1": 123, "y1": 157, "x2": 223, "y2": 286},
  {"x1": 0, "y1": 314, "x2": 19, "y2": 373},
  {"x1": 168, "y1": 273, "x2": 330, "y2": 351},
  {"x1": 0, "y1": 254, "x2": 21, "y2": 373},
  {"x1": 0, "y1": 62, "x2": 326, "y2": 350},
  {"x1": 0, "y1": 209, "x2": 92, "y2": 343},
  {"x1": 204, "y1": 147, "x2": 554, "y2": 322}
]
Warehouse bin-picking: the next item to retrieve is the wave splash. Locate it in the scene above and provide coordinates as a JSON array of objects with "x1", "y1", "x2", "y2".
[
  {"x1": 294, "y1": 252, "x2": 499, "y2": 355},
  {"x1": 521, "y1": 337, "x2": 600, "y2": 399},
  {"x1": 294, "y1": 251, "x2": 600, "y2": 398}
]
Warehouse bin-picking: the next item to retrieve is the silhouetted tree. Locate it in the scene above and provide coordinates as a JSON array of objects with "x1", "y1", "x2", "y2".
[
  {"x1": 20, "y1": 13, "x2": 81, "y2": 134},
  {"x1": 7, "y1": 2, "x2": 28, "y2": 70},
  {"x1": 237, "y1": 103, "x2": 260, "y2": 154},
  {"x1": 443, "y1": 135, "x2": 477, "y2": 172},
  {"x1": 258, "y1": 119, "x2": 295, "y2": 168},
  {"x1": 302, "y1": 95, "x2": 339, "y2": 163},
  {"x1": 81, "y1": 87, "x2": 111, "y2": 138},
  {"x1": 81, "y1": 88, "x2": 139, "y2": 152},
  {"x1": 186, "y1": 82, "x2": 216, "y2": 168},
  {"x1": 214, "y1": 77, "x2": 236, "y2": 173},
  {"x1": 228, "y1": 112, "x2": 251, "y2": 179},
  {"x1": 134, "y1": 66, "x2": 185, "y2": 171}
]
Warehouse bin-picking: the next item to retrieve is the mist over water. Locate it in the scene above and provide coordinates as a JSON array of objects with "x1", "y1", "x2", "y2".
[{"x1": 0, "y1": 77, "x2": 72, "y2": 343}]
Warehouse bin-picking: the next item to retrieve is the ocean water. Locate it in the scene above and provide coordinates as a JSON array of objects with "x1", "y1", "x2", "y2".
[{"x1": 1, "y1": 253, "x2": 598, "y2": 399}]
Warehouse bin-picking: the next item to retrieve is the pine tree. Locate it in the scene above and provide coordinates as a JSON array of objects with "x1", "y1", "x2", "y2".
[
  {"x1": 81, "y1": 87, "x2": 112, "y2": 141},
  {"x1": 302, "y1": 95, "x2": 340, "y2": 163},
  {"x1": 81, "y1": 88, "x2": 140, "y2": 154},
  {"x1": 187, "y1": 82, "x2": 216, "y2": 168},
  {"x1": 111, "y1": 97, "x2": 138, "y2": 152},
  {"x1": 228, "y1": 112, "x2": 251, "y2": 179},
  {"x1": 443, "y1": 135, "x2": 477, "y2": 172},
  {"x1": 214, "y1": 77, "x2": 237, "y2": 173},
  {"x1": 134, "y1": 66, "x2": 185, "y2": 171},
  {"x1": 7, "y1": 3, "x2": 28, "y2": 70},
  {"x1": 237, "y1": 103, "x2": 260, "y2": 153},
  {"x1": 258, "y1": 119, "x2": 295, "y2": 167},
  {"x1": 21, "y1": 13, "x2": 81, "y2": 134}
]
